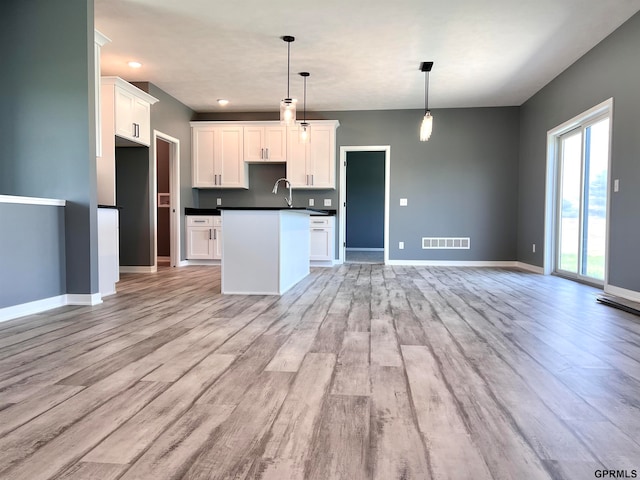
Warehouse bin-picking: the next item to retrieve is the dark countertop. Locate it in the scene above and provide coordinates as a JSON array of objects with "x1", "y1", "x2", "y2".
[
  {"x1": 98, "y1": 205, "x2": 122, "y2": 210},
  {"x1": 218, "y1": 207, "x2": 329, "y2": 215},
  {"x1": 186, "y1": 207, "x2": 336, "y2": 216}
]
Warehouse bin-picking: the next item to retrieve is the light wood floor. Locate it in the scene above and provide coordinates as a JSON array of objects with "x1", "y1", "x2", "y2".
[{"x1": 1, "y1": 265, "x2": 639, "y2": 479}]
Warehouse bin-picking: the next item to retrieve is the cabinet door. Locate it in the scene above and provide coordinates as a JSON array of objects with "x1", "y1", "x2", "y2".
[
  {"x1": 307, "y1": 125, "x2": 335, "y2": 189},
  {"x1": 286, "y1": 126, "x2": 309, "y2": 187},
  {"x1": 212, "y1": 227, "x2": 223, "y2": 259},
  {"x1": 264, "y1": 126, "x2": 287, "y2": 161},
  {"x1": 192, "y1": 128, "x2": 216, "y2": 187},
  {"x1": 310, "y1": 227, "x2": 332, "y2": 260},
  {"x1": 186, "y1": 226, "x2": 214, "y2": 259},
  {"x1": 114, "y1": 88, "x2": 135, "y2": 140},
  {"x1": 243, "y1": 126, "x2": 264, "y2": 162},
  {"x1": 133, "y1": 97, "x2": 151, "y2": 146},
  {"x1": 217, "y1": 126, "x2": 246, "y2": 188}
]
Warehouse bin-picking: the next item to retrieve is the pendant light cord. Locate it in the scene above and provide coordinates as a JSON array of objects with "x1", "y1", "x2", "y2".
[
  {"x1": 303, "y1": 76, "x2": 307, "y2": 122},
  {"x1": 424, "y1": 70, "x2": 429, "y2": 114},
  {"x1": 287, "y1": 41, "x2": 291, "y2": 99}
]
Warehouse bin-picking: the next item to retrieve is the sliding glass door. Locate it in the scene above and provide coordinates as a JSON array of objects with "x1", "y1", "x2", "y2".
[{"x1": 556, "y1": 116, "x2": 610, "y2": 283}]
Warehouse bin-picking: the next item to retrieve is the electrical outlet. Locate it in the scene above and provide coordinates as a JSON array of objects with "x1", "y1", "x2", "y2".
[
  {"x1": 400, "y1": 198, "x2": 408, "y2": 206},
  {"x1": 216, "y1": 198, "x2": 222, "y2": 206},
  {"x1": 324, "y1": 199, "x2": 331, "y2": 207},
  {"x1": 614, "y1": 179, "x2": 620, "y2": 192},
  {"x1": 308, "y1": 198, "x2": 315, "y2": 207},
  {"x1": 399, "y1": 241, "x2": 405, "y2": 250},
  {"x1": 532, "y1": 243, "x2": 536, "y2": 253}
]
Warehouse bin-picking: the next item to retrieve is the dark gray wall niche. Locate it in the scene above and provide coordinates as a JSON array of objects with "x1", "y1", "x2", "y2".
[
  {"x1": 346, "y1": 151, "x2": 385, "y2": 249},
  {"x1": 116, "y1": 147, "x2": 152, "y2": 266}
]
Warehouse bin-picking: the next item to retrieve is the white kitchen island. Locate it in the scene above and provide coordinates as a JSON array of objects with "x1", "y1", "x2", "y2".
[{"x1": 220, "y1": 207, "x2": 323, "y2": 295}]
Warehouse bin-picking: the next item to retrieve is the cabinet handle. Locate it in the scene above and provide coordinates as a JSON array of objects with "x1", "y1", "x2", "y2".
[
  {"x1": 266, "y1": 148, "x2": 269, "y2": 159},
  {"x1": 194, "y1": 220, "x2": 205, "y2": 223},
  {"x1": 214, "y1": 229, "x2": 217, "y2": 240},
  {"x1": 218, "y1": 174, "x2": 222, "y2": 185},
  {"x1": 312, "y1": 228, "x2": 325, "y2": 231},
  {"x1": 311, "y1": 174, "x2": 314, "y2": 185},
  {"x1": 209, "y1": 229, "x2": 212, "y2": 240}
]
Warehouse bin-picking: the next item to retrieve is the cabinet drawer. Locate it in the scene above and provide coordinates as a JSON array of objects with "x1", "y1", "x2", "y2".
[
  {"x1": 187, "y1": 215, "x2": 215, "y2": 227},
  {"x1": 309, "y1": 217, "x2": 331, "y2": 227}
]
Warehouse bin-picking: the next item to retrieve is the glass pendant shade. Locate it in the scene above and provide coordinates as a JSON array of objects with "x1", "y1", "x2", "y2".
[
  {"x1": 280, "y1": 98, "x2": 297, "y2": 125},
  {"x1": 420, "y1": 111, "x2": 433, "y2": 142},
  {"x1": 300, "y1": 122, "x2": 310, "y2": 143}
]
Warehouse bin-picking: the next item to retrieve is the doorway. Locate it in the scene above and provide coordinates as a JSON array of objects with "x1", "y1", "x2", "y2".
[
  {"x1": 153, "y1": 131, "x2": 180, "y2": 269},
  {"x1": 339, "y1": 146, "x2": 390, "y2": 264},
  {"x1": 545, "y1": 98, "x2": 612, "y2": 286}
]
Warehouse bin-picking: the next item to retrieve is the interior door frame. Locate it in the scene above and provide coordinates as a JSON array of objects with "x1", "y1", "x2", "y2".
[
  {"x1": 338, "y1": 146, "x2": 390, "y2": 264},
  {"x1": 152, "y1": 130, "x2": 181, "y2": 268},
  {"x1": 544, "y1": 98, "x2": 613, "y2": 286}
]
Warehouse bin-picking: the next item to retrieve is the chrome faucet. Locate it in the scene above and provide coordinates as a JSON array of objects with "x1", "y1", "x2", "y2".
[{"x1": 272, "y1": 178, "x2": 293, "y2": 207}]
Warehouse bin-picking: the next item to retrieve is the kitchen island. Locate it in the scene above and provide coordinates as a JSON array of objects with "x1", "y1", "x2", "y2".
[{"x1": 220, "y1": 207, "x2": 325, "y2": 295}]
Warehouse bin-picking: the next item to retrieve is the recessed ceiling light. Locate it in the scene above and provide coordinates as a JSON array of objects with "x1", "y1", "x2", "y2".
[
  {"x1": 128, "y1": 61, "x2": 142, "y2": 68},
  {"x1": 217, "y1": 99, "x2": 229, "y2": 106}
]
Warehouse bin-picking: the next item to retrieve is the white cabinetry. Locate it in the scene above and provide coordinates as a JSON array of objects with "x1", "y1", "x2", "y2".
[
  {"x1": 186, "y1": 216, "x2": 222, "y2": 260},
  {"x1": 102, "y1": 76, "x2": 158, "y2": 147},
  {"x1": 243, "y1": 124, "x2": 287, "y2": 162},
  {"x1": 191, "y1": 123, "x2": 248, "y2": 189},
  {"x1": 309, "y1": 216, "x2": 335, "y2": 262},
  {"x1": 287, "y1": 121, "x2": 339, "y2": 189}
]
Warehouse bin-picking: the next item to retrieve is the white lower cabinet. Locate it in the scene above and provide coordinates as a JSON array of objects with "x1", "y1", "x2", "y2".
[
  {"x1": 186, "y1": 216, "x2": 222, "y2": 260},
  {"x1": 309, "y1": 216, "x2": 335, "y2": 262}
]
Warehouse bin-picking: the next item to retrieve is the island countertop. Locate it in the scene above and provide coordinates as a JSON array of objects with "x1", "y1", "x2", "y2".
[{"x1": 218, "y1": 206, "x2": 328, "y2": 215}]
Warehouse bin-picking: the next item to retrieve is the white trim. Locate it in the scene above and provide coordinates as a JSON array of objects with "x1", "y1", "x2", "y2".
[
  {"x1": 0, "y1": 195, "x2": 65, "y2": 207},
  {"x1": 183, "y1": 260, "x2": 221, "y2": 266},
  {"x1": 0, "y1": 295, "x2": 67, "y2": 323},
  {"x1": 604, "y1": 284, "x2": 640, "y2": 304},
  {"x1": 339, "y1": 146, "x2": 390, "y2": 265},
  {"x1": 120, "y1": 266, "x2": 157, "y2": 274},
  {"x1": 515, "y1": 262, "x2": 545, "y2": 274},
  {"x1": 153, "y1": 131, "x2": 181, "y2": 269},
  {"x1": 310, "y1": 260, "x2": 335, "y2": 267},
  {"x1": 66, "y1": 293, "x2": 103, "y2": 306},
  {"x1": 544, "y1": 98, "x2": 613, "y2": 279},
  {"x1": 385, "y1": 260, "x2": 519, "y2": 267},
  {"x1": 346, "y1": 247, "x2": 384, "y2": 252}
]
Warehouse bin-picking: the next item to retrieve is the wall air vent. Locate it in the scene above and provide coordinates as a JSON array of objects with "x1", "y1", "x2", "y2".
[{"x1": 422, "y1": 237, "x2": 470, "y2": 249}]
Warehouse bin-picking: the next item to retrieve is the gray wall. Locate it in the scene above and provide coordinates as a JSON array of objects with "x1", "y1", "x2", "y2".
[
  {"x1": 346, "y1": 151, "x2": 385, "y2": 249},
  {"x1": 518, "y1": 10, "x2": 640, "y2": 292},
  {"x1": 0, "y1": 204, "x2": 66, "y2": 308},
  {"x1": 0, "y1": 0, "x2": 98, "y2": 301},
  {"x1": 194, "y1": 108, "x2": 520, "y2": 261}
]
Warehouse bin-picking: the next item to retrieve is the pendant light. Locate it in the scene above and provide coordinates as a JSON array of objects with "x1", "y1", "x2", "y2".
[
  {"x1": 420, "y1": 61, "x2": 434, "y2": 141},
  {"x1": 299, "y1": 72, "x2": 310, "y2": 143},
  {"x1": 280, "y1": 35, "x2": 297, "y2": 125}
]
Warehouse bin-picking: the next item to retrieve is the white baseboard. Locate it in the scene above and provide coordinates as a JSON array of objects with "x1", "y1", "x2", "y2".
[
  {"x1": 311, "y1": 260, "x2": 336, "y2": 267},
  {"x1": 0, "y1": 292, "x2": 102, "y2": 323},
  {"x1": 346, "y1": 248, "x2": 384, "y2": 252},
  {"x1": 604, "y1": 284, "x2": 640, "y2": 303},
  {"x1": 385, "y1": 260, "x2": 519, "y2": 267},
  {"x1": 0, "y1": 295, "x2": 67, "y2": 323},
  {"x1": 120, "y1": 266, "x2": 157, "y2": 274},
  {"x1": 183, "y1": 260, "x2": 221, "y2": 266},
  {"x1": 66, "y1": 293, "x2": 103, "y2": 306},
  {"x1": 515, "y1": 262, "x2": 545, "y2": 274}
]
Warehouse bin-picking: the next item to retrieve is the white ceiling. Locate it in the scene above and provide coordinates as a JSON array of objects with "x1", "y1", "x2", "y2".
[{"x1": 95, "y1": 0, "x2": 640, "y2": 112}]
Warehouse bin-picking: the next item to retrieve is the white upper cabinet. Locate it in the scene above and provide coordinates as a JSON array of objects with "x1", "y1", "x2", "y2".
[
  {"x1": 191, "y1": 123, "x2": 248, "y2": 189},
  {"x1": 287, "y1": 120, "x2": 339, "y2": 189},
  {"x1": 243, "y1": 124, "x2": 287, "y2": 162},
  {"x1": 102, "y1": 76, "x2": 158, "y2": 147}
]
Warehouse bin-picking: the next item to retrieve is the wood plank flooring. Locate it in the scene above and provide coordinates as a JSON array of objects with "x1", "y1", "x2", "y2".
[{"x1": 1, "y1": 265, "x2": 640, "y2": 479}]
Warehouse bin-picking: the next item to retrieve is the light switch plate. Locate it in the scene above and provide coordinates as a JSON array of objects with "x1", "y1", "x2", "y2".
[
  {"x1": 400, "y1": 198, "x2": 408, "y2": 206},
  {"x1": 216, "y1": 198, "x2": 222, "y2": 206},
  {"x1": 324, "y1": 199, "x2": 331, "y2": 207},
  {"x1": 309, "y1": 198, "x2": 315, "y2": 206},
  {"x1": 399, "y1": 241, "x2": 405, "y2": 249}
]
